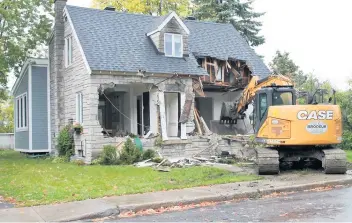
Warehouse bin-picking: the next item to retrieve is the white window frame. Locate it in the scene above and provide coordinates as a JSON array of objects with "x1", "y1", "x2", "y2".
[
  {"x1": 15, "y1": 92, "x2": 28, "y2": 132},
  {"x1": 164, "y1": 33, "x2": 183, "y2": 58},
  {"x1": 65, "y1": 36, "x2": 73, "y2": 67},
  {"x1": 76, "y1": 92, "x2": 83, "y2": 124}
]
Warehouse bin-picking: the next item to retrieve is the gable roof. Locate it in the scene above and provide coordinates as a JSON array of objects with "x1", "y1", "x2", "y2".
[
  {"x1": 11, "y1": 58, "x2": 48, "y2": 95},
  {"x1": 147, "y1": 11, "x2": 190, "y2": 36},
  {"x1": 65, "y1": 5, "x2": 270, "y2": 77}
]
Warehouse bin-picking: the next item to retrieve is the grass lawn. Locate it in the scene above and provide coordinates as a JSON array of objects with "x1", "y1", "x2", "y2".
[
  {"x1": 0, "y1": 150, "x2": 261, "y2": 207},
  {"x1": 346, "y1": 150, "x2": 352, "y2": 162}
]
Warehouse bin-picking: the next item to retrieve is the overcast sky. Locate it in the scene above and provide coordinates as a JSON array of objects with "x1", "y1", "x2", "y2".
[{"x1": 51, "y1": 0, "x2": 352, "y2": 90}]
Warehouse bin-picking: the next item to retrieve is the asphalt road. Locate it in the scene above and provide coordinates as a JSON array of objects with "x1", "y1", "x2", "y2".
[{"x1": 110, "y1": 187, "x2": 352, "y2": 222}]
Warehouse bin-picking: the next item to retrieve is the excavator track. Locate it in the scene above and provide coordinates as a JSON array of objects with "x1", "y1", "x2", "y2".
[
  {"x1": 256, "y1": 147, "x2": 280, "y2": 175},
  {"x1": 322, "y1": 148, "x2": 347, "y2": 174}
]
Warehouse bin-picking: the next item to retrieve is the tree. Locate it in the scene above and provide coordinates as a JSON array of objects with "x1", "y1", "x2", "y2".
[
  {"x1": 336, "y1": 80, "x2": 352, "y2": 149},
  {"x1": 269, "y1": 50, "x2": 307, "y2": 89},
  {"x1": 192, "y1": 0, "x2": 265, "y2": 47},
  {"x1": 92, "y1": 0, "x2": 190, "y2": 16},
  {"x1": 0, "y1": 97, "x2": 13, "y2": 133},
  {"x1": 0, "y1": 0, "x2": 53, "y2": 100}
]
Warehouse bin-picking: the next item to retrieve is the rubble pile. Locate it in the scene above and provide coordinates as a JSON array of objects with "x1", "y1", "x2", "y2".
[{"x1": 134, "y1": 155, "x2": 240, "y2": 172}]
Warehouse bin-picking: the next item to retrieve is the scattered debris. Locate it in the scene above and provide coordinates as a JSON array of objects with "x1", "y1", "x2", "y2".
[
  {"x1": 134, "y1": 154, "x2": 242, "y2": 172},
  {"x1": 155, "y1": 166, "x2": 171, "y2": 172},
  {"x1": 134, "y1": 159, "x2": 156, "y2": 167}
]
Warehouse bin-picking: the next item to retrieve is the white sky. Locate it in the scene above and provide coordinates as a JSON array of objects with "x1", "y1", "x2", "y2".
[{"x1": 11, "y1": 0, "x2": 350, "y2": 90}]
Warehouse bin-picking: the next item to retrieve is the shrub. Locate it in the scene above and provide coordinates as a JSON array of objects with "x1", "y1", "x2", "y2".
[
  {"x1": 100, "y1": 145, "x2": 120, "y2": 165},
  {"x1": 57, "y1": 125, "x2": 74, "y2": 157},
  {"x1": 142, "y1": 149, "x2": 156, "y2": 160},
  {"x1": 342, "y1": 130, "x2": 352, "y2": 150},
  {"x1": 119, "y1": 138, "x2": 142, "y2": 164},
  {"x1": 91, "y1": 157, "x2": 103, "y2": 165}
]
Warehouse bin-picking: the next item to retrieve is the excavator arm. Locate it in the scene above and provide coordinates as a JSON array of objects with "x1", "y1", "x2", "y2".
[
  {"x1": 236, "y1": 74, "x2": 294, "y2": 115},
  {"x1": 220, "y1": 74, "x2": 294, "y2": 124}
]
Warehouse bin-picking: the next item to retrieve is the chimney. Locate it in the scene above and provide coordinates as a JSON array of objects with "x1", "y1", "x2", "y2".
[
  {"x1": 104, "y1": 6, "x2": 116, "y2": 11},
  {"x1": 52, "y1": 0, "x2": 67, "y2": 135}
]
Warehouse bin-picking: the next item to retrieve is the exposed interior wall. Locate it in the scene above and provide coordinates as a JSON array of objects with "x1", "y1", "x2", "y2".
[
  {"x1": 196, "y1": 91, "x2": 253, "y2": 135},
  {"x1": 195, "y1": 97, "x2": 213, "y2": 127}
]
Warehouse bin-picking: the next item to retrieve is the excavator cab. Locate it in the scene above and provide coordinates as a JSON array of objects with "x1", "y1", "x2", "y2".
[{"x1": 250, "y1": 86, "x2": 296, "y2": 133}]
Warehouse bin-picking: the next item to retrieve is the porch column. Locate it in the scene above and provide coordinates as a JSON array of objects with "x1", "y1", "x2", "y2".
[
  {"x1": 149, "y1": 88, "x2": 159, "y2": 135},
  {"x1": 180, "y1": 92, "x2": 187, "y2": 139},
  {"x1": 158, "y1": 91, "x2": 168, "y2": 141}
]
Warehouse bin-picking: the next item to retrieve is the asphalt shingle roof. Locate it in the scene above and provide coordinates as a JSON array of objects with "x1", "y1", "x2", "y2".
[{"x1": 66, "y1": 5, "x2": 270, "y2": 77}]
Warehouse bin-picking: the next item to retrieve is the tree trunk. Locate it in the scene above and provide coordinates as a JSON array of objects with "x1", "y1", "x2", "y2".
[{"x1": 158, "y1": 0, "x2": 163, "y2": 15}]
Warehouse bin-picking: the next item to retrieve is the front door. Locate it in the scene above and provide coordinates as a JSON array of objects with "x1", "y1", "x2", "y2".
[{"x1": 165, "y1": 92, "x2": 179, "y2": 137}]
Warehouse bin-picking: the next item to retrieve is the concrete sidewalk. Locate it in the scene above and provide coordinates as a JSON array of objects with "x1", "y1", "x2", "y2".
[{"x1": 1, "y1": 172, "x2": 352, "y2": 222}]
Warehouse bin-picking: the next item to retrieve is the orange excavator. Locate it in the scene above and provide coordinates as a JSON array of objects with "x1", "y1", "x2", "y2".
[{"x1": 220, "y1": 75, "x2": 347, "y2": 174}]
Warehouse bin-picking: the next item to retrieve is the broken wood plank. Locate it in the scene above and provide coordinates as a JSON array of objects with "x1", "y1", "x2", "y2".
[
  {"x1": 179, "y1": 99, "x2": 193, "y2": 124},
  {"x1": 192, "y1": 78, "x2": 205, "y2": 97},
  {"x1": 200, "y1": 116, "x2": 211, "y2": 135},
  {"x1": 195, "y1": 109, "x2": 209, "y2": 135},
  {"x1": 194, "y1": 109, "x2": 203, "y2": 135},
  {"x1": 157, "y1": 158, "x2": 167, "y2": 167}
]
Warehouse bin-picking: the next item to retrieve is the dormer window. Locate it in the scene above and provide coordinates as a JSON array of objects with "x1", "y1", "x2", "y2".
[{"x1": 164, "y1": 33, "x2": 183, "y2": 57}]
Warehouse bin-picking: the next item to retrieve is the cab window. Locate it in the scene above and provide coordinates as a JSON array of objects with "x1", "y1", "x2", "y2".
[
  {"x1": 259, "y1": 93, "x2": 267, "y2": 119},
  {"x1": 273, "y1": 92, "x2": 293, "y2": 105}
]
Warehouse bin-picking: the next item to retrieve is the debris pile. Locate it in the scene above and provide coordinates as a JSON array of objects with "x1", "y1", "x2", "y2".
[{"x1": 134, "y1": 155, "x2": 239, "y2": 172}]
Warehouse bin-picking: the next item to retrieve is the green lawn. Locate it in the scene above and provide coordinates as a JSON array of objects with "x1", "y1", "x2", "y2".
[
  {"x1": 346, "y1": 150, "x2": 352, "y2": 162},
  {"x1": 0, "y1": 150, "x2": 260, "y2": 207}
]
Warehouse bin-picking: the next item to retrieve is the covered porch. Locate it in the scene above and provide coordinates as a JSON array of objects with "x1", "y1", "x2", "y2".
[{"x1": 97, "y1": 83, "x2": 188, "y2": 140}]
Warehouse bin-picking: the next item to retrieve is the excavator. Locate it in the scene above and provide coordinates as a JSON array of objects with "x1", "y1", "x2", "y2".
[{"x1": 220, "y1": 74, "x2": 347, "y2": 175}]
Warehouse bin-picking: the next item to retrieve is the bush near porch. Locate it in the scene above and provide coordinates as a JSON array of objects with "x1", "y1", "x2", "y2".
[{"x1": 0, "y1": 150, "x2": 260, "y2": 207}]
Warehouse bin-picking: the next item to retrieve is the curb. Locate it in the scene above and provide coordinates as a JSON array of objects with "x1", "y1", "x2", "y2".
[
  {"x1": 62, "y1": 208, "x2": 120, "y2": 222},
  {"x1": 117, "y1": 178, "x2": 352, "y2": 215}
]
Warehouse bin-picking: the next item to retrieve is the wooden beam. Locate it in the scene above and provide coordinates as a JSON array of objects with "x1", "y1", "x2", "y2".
[{"x1": 194, "y1": 109, "x2": 203, "y2": 135}]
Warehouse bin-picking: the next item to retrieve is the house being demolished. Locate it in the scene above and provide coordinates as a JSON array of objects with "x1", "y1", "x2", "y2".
[{"x1": 11, "y1": 0, "x2": 270, "y2": 163}]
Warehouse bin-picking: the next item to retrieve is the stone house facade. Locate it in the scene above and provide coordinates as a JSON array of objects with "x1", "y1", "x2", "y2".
[{"x1": 45, "y1": 0, "x2": 270, "y2": 163}]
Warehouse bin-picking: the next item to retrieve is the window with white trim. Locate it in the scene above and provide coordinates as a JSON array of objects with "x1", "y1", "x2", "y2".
[
  {"x1": 65, "y1": 36, "x2": 73, "y2": 67},
  {"x1": 164, "y1": 33, "x2": 183, "y2": 57},
  {"x1": 76, "y1": 92, "x2": 83, "y2": 124},
  {"x1": 15, "y1": 93, "x2": 28, "y2": 131}
]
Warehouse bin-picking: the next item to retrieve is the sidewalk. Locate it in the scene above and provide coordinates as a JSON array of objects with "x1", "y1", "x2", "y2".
[{"x1": 1, "y1": 172, "x2": 352, "y2": 222}]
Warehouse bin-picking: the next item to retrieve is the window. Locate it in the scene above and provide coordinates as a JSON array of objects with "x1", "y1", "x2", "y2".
[
  {"x1": 259, "y1": 93, "x2": 267, "y2": 120},
  {"x1": 164, "y1": 33, "x2": 183, "y2": 57},
  {"x1": 273, "y1": 92, "x2": 293, "y2": 106},
  {"x1": 216, "y1": 65, "x2": 223, "y2": 81},
  {"x1": 76, "y1": 93, "x2": 83, "y2": 124},
  {"x1": 65, "y1": 36, "x2": 72, "y2": 67},
  {"x1": 15, "y1": 93, "x2": 28, "y2": 131}
]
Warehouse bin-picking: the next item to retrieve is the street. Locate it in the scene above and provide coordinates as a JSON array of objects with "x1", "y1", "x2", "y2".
[{"x1": 108, "y1": 186, "x2": 352, "y2": 222}]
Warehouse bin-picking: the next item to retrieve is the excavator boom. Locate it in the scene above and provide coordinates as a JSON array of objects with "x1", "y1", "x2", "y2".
[
  {"x1": 236, "y1": 75, "x2": 294, "y2": 115},
  {"x1": 220, "y1": 74, "x2": 294, "y2": 124}
]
